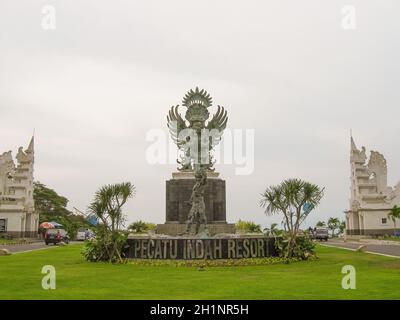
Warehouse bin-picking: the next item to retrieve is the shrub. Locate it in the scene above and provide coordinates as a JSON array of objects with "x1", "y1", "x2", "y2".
[
  {"x1": 275, "y1": 234, "x2": 316, "y2": 260},
  {"x1": 128, "y1": 221, "x2": 156, "y2": 233},
  {"x1": 235, "y1": 219, "x2": 262, "y2": 234},
  {"x1": 0, "y1": 233, "x2": 13, "y2": 240},
  {"x1": 82, "y1": 225, "x2": 129, "y2": 263}
]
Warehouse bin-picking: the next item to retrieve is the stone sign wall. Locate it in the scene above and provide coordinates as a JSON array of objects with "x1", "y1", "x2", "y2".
[{"x1": 124, "y1": 237, "x2": 276, "y2": 260}]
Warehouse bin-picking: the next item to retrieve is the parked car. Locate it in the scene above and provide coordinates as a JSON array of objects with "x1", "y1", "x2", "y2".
[
  {"x1": 76, "y1": 228, "x2": 93, "y2": 241},
  {"x1": 312, "y1": 227, "x2": 329, "y2": 241},
  {"x1": 45, "y1": 228, "x2": 69, "y2": 245}
]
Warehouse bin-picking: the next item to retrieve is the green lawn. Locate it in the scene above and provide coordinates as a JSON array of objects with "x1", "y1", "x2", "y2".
[
  {"x1": 0, "y1": 244, "x2": 399, "y2": 300},
  {"x1": 382, "y1": 236, "x2": 400, "y2": 242},
  {"x1": 0, "y1": 239, "x2": 14, "y2": 245}
]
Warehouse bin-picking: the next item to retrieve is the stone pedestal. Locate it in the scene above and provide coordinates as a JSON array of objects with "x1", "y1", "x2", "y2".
[
  {"x1": 157, "y1": 171, "x2": 235, "y2": 236},
  {"x1": 156, "y1": 223, "x2": 235, "y2": 236}
]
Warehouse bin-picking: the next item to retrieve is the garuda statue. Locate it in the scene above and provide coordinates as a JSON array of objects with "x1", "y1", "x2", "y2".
[{"x1": 167, "y1": 87, "x2": 228, "y2": 171}]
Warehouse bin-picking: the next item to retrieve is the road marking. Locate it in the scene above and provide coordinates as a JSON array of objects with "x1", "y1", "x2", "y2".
[
  {"x1": 320, "y1": 243, "x2": 400, "y2": 259},
  {"x1": 364, "y1": 251, "x2": 400, "y2": 259},
  {"x1": 6, "y1": 242, "x2": 80, "y2": 254},
  {"x1": 12, "y1": 246, "x2": 59, "y2": 254}
]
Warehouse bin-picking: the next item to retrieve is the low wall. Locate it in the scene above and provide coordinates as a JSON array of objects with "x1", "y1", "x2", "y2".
[
  {"x1": 346, "y1": 229, "x2": 397, "y2": 236},
  {"x1": 124, "y1": 236, "x2": 276, "y2": 260},
  {"x1": 0, "y1": 231, "x2": 38, "y2": 238}
]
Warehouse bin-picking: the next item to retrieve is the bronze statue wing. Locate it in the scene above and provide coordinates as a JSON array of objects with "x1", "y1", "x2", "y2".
[
  {"x1": 206, "y1": 105, "x2": 228, "y2": 148},
  {"x1": 167, "y1": 105, "x2": 187, "y2": 147}
]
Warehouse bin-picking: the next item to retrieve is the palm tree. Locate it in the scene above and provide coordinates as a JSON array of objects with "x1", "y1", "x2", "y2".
[
  {"x1": 316, "y1": 221, "x2": 326, "y2": 227},
  {"x1": 270, "y1": 223, "x2": 279, "y2": 236},
  {"x1": 388, "y1": 205, "x2": 400, "y2": 236},
  {"x1": 339, "y1": 220, "x2": 346, "y2": 235},
  {"x1": 327, "y1": 217, "x2": 340, "y2": 237},
  {"x1": 90, "y1": 182, "x2": 135, "y2": 230},
  {"x1": 263, "y1": 223, "x2": 280, "y2": 236},
  {"x1": 260, "y1": 178, "x2": 324, "y2": 258}
]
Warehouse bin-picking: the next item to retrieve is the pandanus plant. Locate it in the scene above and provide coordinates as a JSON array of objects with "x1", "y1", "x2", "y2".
[
  {"x1": 87, "y1": 182, "x2": 135, "y2": 263},
  {"x1": 260, "y1": 178, "x2": 324, "y2": 258}
]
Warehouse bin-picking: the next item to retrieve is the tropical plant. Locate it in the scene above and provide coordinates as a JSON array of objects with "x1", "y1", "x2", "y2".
[
  {"x1": 316, "y1": 221, "x2": 326, "y2": 227},
  {"x1": 339, "y1": 220, "x2": 346, "y2": 235},
  {"x1": 388, "y1": 205, "x2": 400, "y2": 236},
  {"x1": 263, "y1": 223, "x2": 281, "y2": 237},
  {"x1": 270, "y1": 223, "x2": 279, "y2": 235},
  {"x1": 260, "y1": 178, "x2": 324, "y2": 258},
  {"x1": 128, "y1": 220, "x2": 156, "y2": 233},
  {"x1": 83, "y1": 182, "x2": 135, "y2": 263},
  {"x1": 83, "y1": 225, "x2": 129, "y2": 262},
  {"x1": 235, "y1": 219, "x2": 262, "y2": 234},
  {"x1": 327, "y1": 217, "x2": 341, "y2": 237},
  {"x1": 274, "y1": 234, "x2": 316, "y2": 260}
]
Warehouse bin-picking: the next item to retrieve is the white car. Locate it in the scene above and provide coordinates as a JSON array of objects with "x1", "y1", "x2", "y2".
[{"x1": 76, "y1": 228, "x2": 92, "y2": 241}]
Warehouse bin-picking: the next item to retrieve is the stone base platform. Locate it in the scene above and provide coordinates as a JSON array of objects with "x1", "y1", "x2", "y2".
[{"x1": 156, "y1": 223, "x2": 236, "y2": 236}]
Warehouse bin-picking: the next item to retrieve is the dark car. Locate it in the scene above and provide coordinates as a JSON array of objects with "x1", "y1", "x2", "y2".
[{"x1": 45, "y1": 228, "x2": 70, "y2": 245}]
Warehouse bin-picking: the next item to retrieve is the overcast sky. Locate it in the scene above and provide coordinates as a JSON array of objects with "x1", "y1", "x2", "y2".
[{"x1": 1, "y1": 0, "x2": 399, "y2": 229}]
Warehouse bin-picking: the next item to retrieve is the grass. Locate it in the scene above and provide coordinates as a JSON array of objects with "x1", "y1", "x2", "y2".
[
  {"x1": 0, "y1": 244, "x2": 399, "y2": 300},
  {"x1": 382, "y1": 236, "x2": 400, "y2": 242},
  {"x1": 0, "y1": 239, "x2": 15, "y2": 245}
]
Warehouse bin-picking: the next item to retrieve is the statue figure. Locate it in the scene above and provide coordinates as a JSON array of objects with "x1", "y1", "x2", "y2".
[
  {"x1": 167, "y1": 88, "x2": 227, "y2": 236},
  {"x1": 167, "y1": 87, "x2": 228, "y2": 171},
  {"x1": 185, "y1": 165, "x2": 209, "y2": 236}
]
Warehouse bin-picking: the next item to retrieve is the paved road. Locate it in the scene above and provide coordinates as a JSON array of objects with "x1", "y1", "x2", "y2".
[
  {"x1": 1, "y1": 241, "x2": 80, "y2": 253},
  {"x1": 323, "y1": 239, "x2": 400, "y2": 257}
]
